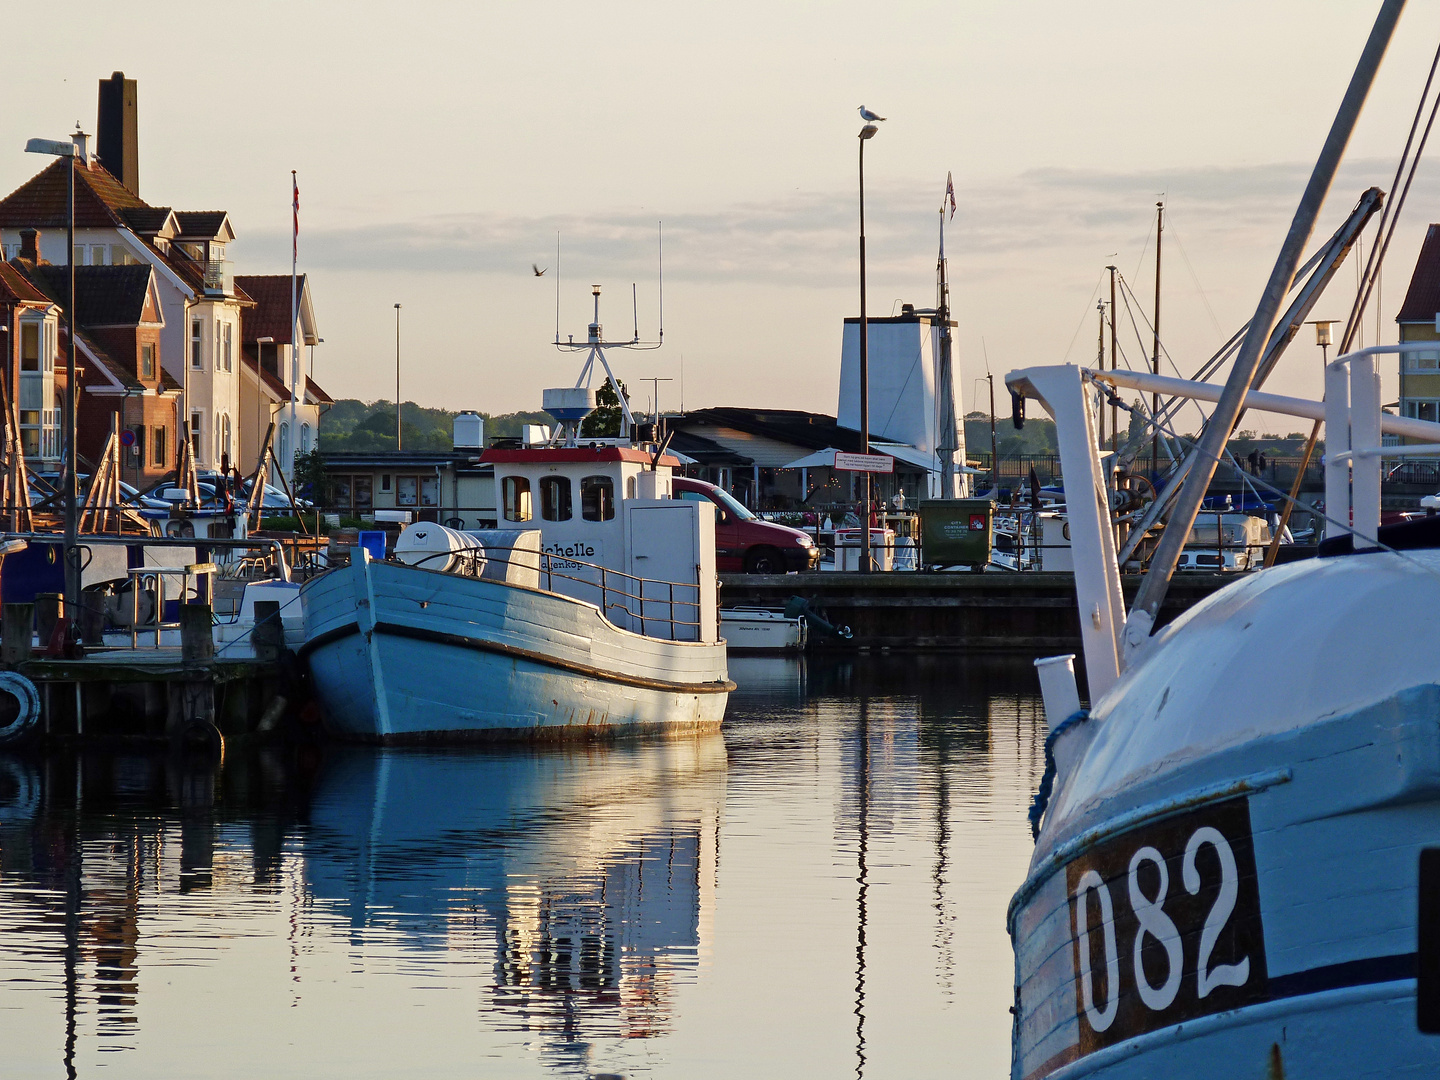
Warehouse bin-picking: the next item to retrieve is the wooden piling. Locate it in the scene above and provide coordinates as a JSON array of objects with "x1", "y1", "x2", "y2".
[
  {"x1": 1, "y1": 603, "x2": 33, "y2": 667},
  {"x1": 180, "y1": 603, "x2": 215, "y2": 663},
  {"x1": 252, "y1": 600, "x2": 283, "y2": 663},
  {"x1": 78, "y1": 592, "x2": 105, "y2": 646},
  {"x1": 34, "y1": 593, "x2": 61, "y2": 651}
]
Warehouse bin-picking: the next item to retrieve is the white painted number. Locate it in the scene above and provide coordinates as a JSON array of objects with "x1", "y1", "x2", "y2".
[
  {"x1": 1127, "y1": 846, "x2": 1183, "y2": 1011},
  {"x1": 1075, "y1": 869, "x2": 1120, "y2": 1032},
  {"x1": 1182, "y1": 826, "x2": 1251, "y2": 999}
]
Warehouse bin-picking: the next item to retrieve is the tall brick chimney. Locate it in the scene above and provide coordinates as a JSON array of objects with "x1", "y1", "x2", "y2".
[
  {"x1": 18, "y1": 229, "x2": 40, "y2": 263},
  {"x1": 96, "y1": 72, "x2": 138, "y2": 194}
]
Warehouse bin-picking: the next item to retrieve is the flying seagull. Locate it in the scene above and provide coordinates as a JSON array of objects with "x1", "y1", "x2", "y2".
[
  {"x1": 858, "y1": 106, "x2": 887, "y2": 122},
  {"x1": 533, "y1": 263, "x2": 547, "y2": 276}
]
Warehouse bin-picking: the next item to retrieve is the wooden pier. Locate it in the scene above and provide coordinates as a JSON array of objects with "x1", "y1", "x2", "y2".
[
  {"x1": 719, "y1": 570, "x2": 1233, "y2": 652},
  {"x1": 0, "y1": 599, "x2": 301, "y2": 749}
]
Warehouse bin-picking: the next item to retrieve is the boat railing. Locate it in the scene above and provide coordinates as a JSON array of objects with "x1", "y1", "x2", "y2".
[{"x1": 394, "y1": 546, "x2": 705, "y2": 642}]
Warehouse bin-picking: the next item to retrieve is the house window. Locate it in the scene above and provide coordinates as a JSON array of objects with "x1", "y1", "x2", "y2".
[
  {"x1": 191, "y1": 321, "x2": 202, "y2": 368},
  {"x1": 214, "y1": 320, "x2": 222, "y2": 370},
  {"x1": 278, "y1": 423, "x2": 289, "y2": 464},
  {"x1": 1404, "y1": 400, "x2": 1440, "y2": 423},
  {"x1": 1407, "y1": 351, "x2": 1440, "y2": 371},
  {"x1": 380, "y1": 474, "x2": 391, "y2": 492},
  {"x1": 351, "y1": 476, "x2": 373, "y2": 510},
  {"x1": 503, "y1": 476, "x2": 532, "y2": 522},
  {"x1": 397, "y1": 475, "x2": 418, "y2": 506},
  {"x1": 20, "y1": 324, "x2": 38, "y2": 371},
  {"x1": 222, "y1": 323, "x2": 233, "y2": 372},
  {"x1": 43, "y1": 322, "x2": 54, "y2": 372},
  {"x1": 141, "y1": 343, "x2": 155, "y2": 379},
  {"x1": 218, "y1": 414, "x2": 232, "y2": 466},
  {"x1": 73, "y1": 245, "x2": 84, "y2": 266},
  {"x1": 152, "y1": 426, "x2": 167, "y2": 467},
  {"x1": 89, "y1": 245, "x2": 106, "y2": 266},
  {"x1": 540, "y1": 475, "x2": 571, "y2": 520},
  {"x1": 580, "y1": 475, "x2": 615, "y2": 521},
  {"x1": 300, "y1": 423, "x2": 311, "y2": 454},
  {"x1": 190, "y1": 411, "x2": 203, "y2": 460},
  {"x1": 19, "y1": 411, "x2": 38, "y2": 457}
]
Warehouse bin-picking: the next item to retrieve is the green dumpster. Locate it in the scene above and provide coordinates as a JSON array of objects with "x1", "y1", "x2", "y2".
[{"x1": 918, "y1": 499, "x2": 992, "y2": 569}]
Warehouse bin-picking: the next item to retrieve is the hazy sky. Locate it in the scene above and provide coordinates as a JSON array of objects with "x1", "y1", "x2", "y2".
[{"x1": 11, "y1": 1, "x2": 1440, "y2": 429}]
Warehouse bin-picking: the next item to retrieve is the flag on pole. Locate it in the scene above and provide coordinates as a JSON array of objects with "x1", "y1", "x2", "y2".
[
  {"x1": 945, "y1": 171, "x2": 957, "y2": 220},
  {"x1": 292, "y1": 171, "x2": 300, "y2": 261}
]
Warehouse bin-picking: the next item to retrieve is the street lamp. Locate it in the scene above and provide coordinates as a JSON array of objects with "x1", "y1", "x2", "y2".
[
  {"x1": 858, "y1": 120, "x2": 878, "y2": 573},
  {"x1": 394, "y1": 304, "x2": 402, "y2": 451},
  {"x1": 25, "y1": 135, "x2": 80, "y2": 627},
  {"x1": 1307, "y1": 319, "x2": 1337, "y2": 365}
]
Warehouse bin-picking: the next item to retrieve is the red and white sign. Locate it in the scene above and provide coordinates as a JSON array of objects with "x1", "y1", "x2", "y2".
[{"x1": 834, "y1": 452, "x2": 894, "y2": 474}]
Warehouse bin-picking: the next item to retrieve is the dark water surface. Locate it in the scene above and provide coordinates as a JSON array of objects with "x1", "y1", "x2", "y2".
[{"x1": 0, "y1": 655, "x2": 1044, "y2": 1079}]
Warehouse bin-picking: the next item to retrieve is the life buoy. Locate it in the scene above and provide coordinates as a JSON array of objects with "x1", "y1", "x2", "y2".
[{"x1": 0, "y1": 672, "x2": 40, "y2": 746}]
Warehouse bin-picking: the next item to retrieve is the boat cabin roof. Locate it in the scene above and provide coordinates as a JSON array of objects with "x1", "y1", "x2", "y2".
[{"x1": 482, "y1": 446, "x2": 682, "y2": 467}]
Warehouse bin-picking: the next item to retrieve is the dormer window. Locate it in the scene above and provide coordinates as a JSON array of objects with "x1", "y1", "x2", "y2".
[{"x1": 141, "y1": 344, "x2": 155, "y2": 380}]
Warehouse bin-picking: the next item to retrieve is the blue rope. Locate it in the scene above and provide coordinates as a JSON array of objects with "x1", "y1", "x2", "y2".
[{"x1": 1028, "y1": 709, "x2": 1089, "y2": 840}]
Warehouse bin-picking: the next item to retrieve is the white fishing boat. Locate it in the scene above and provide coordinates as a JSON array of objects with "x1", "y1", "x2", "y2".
[
  {"x1": 300, "y1": 286, "x2": 732, "y2": 740},
  {"x1": 1005, "y1": 6, "x2": 1440, "y2": 1075}
]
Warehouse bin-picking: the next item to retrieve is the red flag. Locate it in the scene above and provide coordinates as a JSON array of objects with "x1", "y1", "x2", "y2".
[
  {"x1": 292, "y1": 171, "x2": 300, "y2": 261},
  {"x1": 945, "y1": 171, "x2": 957, "y2": 220}
]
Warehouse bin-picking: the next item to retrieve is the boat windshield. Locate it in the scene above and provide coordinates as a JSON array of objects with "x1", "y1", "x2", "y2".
[{"x1": 711, "y1": 488, "x2": 757, "y2": 522}]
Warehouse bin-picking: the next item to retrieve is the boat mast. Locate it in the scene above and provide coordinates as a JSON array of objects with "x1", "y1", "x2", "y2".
[
  {"x1": 1150, "y1": 200, "x2": 1163, "y2": 482},
  {"x1": 1108, "y1": 265, "x2": 1118, "y2": 454},
  {"x1": 1129, "y1": 0, "x2": 1406, "y2": 643},
  {"x1": 935, "y1": 191, "x2": 962, "y2": 498}
]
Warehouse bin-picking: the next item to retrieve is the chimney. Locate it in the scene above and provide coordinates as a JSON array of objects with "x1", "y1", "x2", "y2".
[
  {"x1": 18, "y1": 230, "x2": 40, "y2": 264},
  {"x1": 71, "y1": 129, "x2": 91, "y2": 165},
  {"x1": 96, "y1": 72, "x2": 138, "y2": 194}
]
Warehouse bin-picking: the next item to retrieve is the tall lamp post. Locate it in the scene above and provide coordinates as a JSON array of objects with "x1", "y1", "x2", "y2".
[
  {"x1": 394, "y1": 303, "x2": 402, "y2": 451},
  {"x1": 858, "y1": 120, "x2": 879, "y2": 573},
  {"x1": 25, "y1": 135, "x2": 80, "y2": 624}
]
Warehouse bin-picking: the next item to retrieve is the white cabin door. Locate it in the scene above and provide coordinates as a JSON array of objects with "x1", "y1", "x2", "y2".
[{"x1": 626, "y1": 504, "x2": 701, "y2": 641}]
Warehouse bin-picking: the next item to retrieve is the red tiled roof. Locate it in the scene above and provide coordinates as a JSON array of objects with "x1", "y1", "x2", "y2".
[
  {"x1": 234, "y1": 274, "x2": 309, "y2": 344},
  {"x1": 1398, "y1": 224, "x2": 1440, "y2": 324},
  {"x1": 243, "y1": 352, "x2": 292, "y2": 401},
  {"x1": 0, "y1": 262, "x2": 54, "y2": 306},
  {"x1": 306, "y1": 375, "x2": 333, "y2": 405},
  {"x1": 0, "y1": 158, "x2": 149, "y2": 230}
]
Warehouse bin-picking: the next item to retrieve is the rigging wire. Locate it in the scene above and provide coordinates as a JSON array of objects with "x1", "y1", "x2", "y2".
[
  {"x1": 1340, "y1": 36, "x2": 1440, "y2": 352},
  {"x1": 1062, "y1": 276, "x2": 1106, "y2": 362},
  {"x1": 1166, "y1": 215, "x2": 1224, "y2": 338}
]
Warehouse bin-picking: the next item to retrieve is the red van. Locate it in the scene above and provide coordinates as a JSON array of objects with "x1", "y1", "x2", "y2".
[{"x1": 672, "y1": 477, "x2": 819, "y2": 573}]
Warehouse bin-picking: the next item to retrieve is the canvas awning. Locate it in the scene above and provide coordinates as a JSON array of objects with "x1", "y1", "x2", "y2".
[{"x1": 781, "y1": 445, "x2": 981, "y2": 474}]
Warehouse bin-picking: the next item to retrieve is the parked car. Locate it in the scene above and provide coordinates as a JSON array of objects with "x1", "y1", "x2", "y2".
[
  {"x1": 672, "y1": 477, "x2": 818, "y2": 573},
  {"x1": 30, "y1": 472, "x2": 170, "y2": 512}
]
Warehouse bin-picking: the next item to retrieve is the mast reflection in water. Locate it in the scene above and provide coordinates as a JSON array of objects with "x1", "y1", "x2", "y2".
[{"x1": 0, "y1": 655, "x2": 1043, "y2": 1079}]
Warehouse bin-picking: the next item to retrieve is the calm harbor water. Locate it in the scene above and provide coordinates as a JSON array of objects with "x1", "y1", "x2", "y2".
[{"x1": 0, "y1": 655, "x2": 1045, "y2": 1079}]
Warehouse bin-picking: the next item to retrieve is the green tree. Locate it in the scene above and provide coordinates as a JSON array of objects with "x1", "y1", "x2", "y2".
[
  {"x1": 293, "y1": 449, "x2": 332, "y2": 504},
  {"x1": 581, "y1": 379, "x2": 629, "y2": 438}
]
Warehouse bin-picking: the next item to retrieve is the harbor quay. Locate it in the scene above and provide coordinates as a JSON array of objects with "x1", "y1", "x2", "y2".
[{"x1": 719, "y1": 570, "x2": 1229, "y2": 652}]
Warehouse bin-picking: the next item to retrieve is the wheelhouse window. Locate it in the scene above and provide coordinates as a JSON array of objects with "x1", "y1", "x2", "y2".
[
  {"x1": 580, "y1": 475, "x2": 614, "y2": 521},
  {"x1": 540, "y1": 475, "x2": 571, "y2": 521},
  {"x1": 503, "y1": 476, "x2": 532, "y2": 522}
]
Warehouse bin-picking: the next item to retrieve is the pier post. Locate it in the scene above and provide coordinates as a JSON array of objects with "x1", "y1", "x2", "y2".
[
  {"x1": 180, "y1": 603, "x2": 215, "y2": 663},
  {"x1": 78, "y1": 592, "x2": 105, "y2": 647},
  {"x1": 253, "y1": 601, "x2": 283, "y2": 663},
  {"x1": 1, "y1": 603, "x2": 34, "y2": 667},
  {"x1": 34, "y1": 593, "x2": 62, "y2": 652},
  {"x1": 176, "y1": 602, "x2": 216, "y2": 739}
]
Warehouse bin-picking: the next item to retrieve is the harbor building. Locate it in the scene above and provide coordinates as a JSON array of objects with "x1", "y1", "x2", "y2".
[
  {"x1": 1396, "y1": 222, "x2": 1440, "y2": 428},
  {"x1": 0, "y1": 71, "x2": 330, "y2": 483}
]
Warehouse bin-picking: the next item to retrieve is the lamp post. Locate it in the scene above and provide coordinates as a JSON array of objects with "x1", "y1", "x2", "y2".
[
  {"x1": 858, "y1": 120, "x2": 878, "y2": 573},
  {"x1": 25, "y1": 135, "x2": 80, "y2": 625},
  {"x1": 394, "y1": 303, "x2": 402, "y2": 451}
]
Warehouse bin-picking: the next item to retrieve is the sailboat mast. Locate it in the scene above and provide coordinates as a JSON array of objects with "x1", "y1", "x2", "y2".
[
  {"x1": 1151, "y1": 200, "x2": 1163, "y2": 481},
  {"x1": 936, "y1": 205, "x2": 960, "y2": 498}
]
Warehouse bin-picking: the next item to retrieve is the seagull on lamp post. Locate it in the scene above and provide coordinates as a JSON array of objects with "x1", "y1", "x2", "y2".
[{"x1": 858, "y1": 106, "x2": 887, "y2": 122}]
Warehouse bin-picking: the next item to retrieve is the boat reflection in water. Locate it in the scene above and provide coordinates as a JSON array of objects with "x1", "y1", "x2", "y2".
[{"x1": 302, "y1": 737, "x2": 725, "y2": 1062}]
